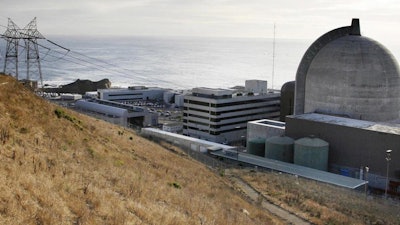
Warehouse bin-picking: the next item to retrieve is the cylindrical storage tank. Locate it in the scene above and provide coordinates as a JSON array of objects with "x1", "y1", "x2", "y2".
[
  {"x1": 247, "y1": 138, "x2": 265, "y2": 157},
  {"x1": 265, "y1": 136, "x2": 294, "y2": 163},
  {"x1": 294, "y1": 137, "x2": 329, "y2": 171}
]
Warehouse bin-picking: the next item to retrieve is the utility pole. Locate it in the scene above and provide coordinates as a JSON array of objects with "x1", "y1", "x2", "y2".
[{"x1": 385, "y1": 149, "x2": 392, "y2": 198}]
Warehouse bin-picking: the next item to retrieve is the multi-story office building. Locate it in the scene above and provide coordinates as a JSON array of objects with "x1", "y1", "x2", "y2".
[{"x1": 183, "y1": 87, "x2": 280, "y2": 144}]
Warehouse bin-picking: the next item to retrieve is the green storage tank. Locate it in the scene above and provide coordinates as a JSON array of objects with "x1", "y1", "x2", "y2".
[
  {"x1": 294, "y1": 137, "x2": 329, "y2": 171},
  {"x1": 265, "y1": 136, "x2": 294, "y2": 163},
  {"x1": 247, "y1": 138, "x2": 265, "y2": 157}
]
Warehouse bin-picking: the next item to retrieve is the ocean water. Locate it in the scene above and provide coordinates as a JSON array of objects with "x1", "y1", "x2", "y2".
[
  {"x1": 38, "y1": 36, "x2": 313, "y2": 90},
  {"x1": 5, "y1": 35, "x2": 398, "y2": 91}
]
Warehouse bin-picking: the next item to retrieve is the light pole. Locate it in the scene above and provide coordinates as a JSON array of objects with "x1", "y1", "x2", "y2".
[
  {"x1": 385, "y1": 149, "x2": 392, "y2": 198},
  {"x1": 365, "y1": 166, "x2": 369, "y2": 198}
]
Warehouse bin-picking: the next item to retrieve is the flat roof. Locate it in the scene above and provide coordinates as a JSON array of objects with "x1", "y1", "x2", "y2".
[
  {"x1": 249, "y1": 119, "x2": 286, "y2": 128},
  {"x1": 288, "y1": 113, "x2": 400, "y2": 135},
  {"x1": 98, "y1": 87, "x2": 164, "y2": 92},
  {"x1": 211, "y1": 150, "x2": 367, "y2": 189},
  {"x1": 141, "y1": 128, "x2": 235, "y2": 149},
  {"x1": 192, "y1": 87, "x2": 233, "y2": 96}
]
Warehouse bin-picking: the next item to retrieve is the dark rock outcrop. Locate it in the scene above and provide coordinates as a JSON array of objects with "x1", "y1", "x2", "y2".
[{"x1": 44, "y1": 79, "x2": 111, "y2": 94}]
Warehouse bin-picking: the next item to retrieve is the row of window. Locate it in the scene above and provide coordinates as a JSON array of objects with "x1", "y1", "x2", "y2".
[
  {"x1": 107, "y1": 93, "x2": 143, "y2": 97},
  {"x1": 183, "y1": 110, "x2": 275, "y2": 125},
  {"x1": 183, "y1": 104, "x2": 280, "y2": 119},
  {"x1": 184, "y1": 97, "x2": 279, "y2": 108},
  {"x1": 183, "y1": 125, "x2": 246, "y2": 135}
]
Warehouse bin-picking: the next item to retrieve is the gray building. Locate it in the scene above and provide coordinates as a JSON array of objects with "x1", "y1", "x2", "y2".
[
  {"x1": 98, "y1": 86, "x2": 165, "y2": 102},
  {"x1": 285, "y1": 113, "x2": 400, "y2": 190},
  {"x1": 246, "y1": 119, "x2": 285, "y2": 141},
  {"x1": 75, "y1": 99, "x2": 158, "y2": 128},
  {"x1": 183, "y1": 87, "x2": 280, "y2": 144}
]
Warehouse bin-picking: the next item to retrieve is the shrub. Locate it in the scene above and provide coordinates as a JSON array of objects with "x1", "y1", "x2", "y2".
[
  {"x1": 19, "y1": 127, "x2": 29, "y2": 134},
  {"x1": 86, "y1": 148, "x2": 95, "y2": 158},
  {"x1": 54, "y1": 108, "x2": 65, "y2": 119},
  {"x1": 168, "y1": 182, "x2": 181, "y2": 189}
]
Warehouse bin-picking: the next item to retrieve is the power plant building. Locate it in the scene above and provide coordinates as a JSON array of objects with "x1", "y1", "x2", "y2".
[
  {"x1": 183, "y1": 87, "x2": 280, "y2": 144},
  {"x1": 247, "y1": 19, "x2": 400, "y2": 194},
  {"x1": 288, "y1": 19, "x2": 400, "y2": 192}
]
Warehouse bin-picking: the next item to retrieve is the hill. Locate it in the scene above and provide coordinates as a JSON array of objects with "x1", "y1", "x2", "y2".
[
  {"x1": 1, "y1": 74, "x2": 399, "y2": 225},
  {"x1": 0, "y1": 74, "x2": 280, "y2": 224}
]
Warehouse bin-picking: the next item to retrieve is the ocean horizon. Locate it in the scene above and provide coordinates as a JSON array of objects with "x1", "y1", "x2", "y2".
[{"x1": 1, "y1": 35, "x2": 400, "y2": 91}]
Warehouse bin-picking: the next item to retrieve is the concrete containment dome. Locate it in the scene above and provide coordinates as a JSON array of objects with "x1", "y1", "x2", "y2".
[
  {"x1": 280, "y1": 81, "x2": 295, "y2": 121},
  {"x1": 295, "y1": 19, "x2": 400, "y2": 122}
]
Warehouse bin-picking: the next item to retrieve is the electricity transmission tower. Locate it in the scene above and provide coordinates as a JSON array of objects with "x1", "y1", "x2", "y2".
[
  {"x1": 2, "y1": 17, "x2": 45, "y2": 85},
  {"x1": 2, "y1": 18, "x2": 21, "y2": 78}
]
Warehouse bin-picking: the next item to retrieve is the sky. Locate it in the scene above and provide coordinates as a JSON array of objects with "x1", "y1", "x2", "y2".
[{"x1": 1, "y1": 0, "x2": 400, "y2": 49}]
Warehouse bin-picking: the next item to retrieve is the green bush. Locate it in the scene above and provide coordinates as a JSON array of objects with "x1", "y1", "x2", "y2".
[
  {"x1": 19, "y1": 127, "x2": 28, "y2": 134},
  {"x1": 168, "y1": 182, "x2": 181, "y2": 189},
  {"x1": 54, "y1": 108, "x2": 65, "y2": 118}
]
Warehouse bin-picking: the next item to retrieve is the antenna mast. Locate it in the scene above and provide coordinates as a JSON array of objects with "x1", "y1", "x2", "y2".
[{"x1": 271, "y1": 23, "x2": 276, "y2": 91}]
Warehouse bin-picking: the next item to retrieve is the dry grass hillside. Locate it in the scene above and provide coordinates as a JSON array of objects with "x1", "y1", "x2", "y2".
[
  {"x1": 0, "y1": 74, "x2": 282, "y2": 224},
  {"x1": 1, "y1": 74, "x2": 399, "y2": 225},
  {"x1": 234, "y1": 169, "x2": 400, "y2": 225}
]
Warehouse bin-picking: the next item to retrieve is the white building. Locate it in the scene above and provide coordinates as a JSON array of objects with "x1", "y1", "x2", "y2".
[
  {"x1": 61, "y1": 94, "x2": 82, "y2": 101},
  {"x1": 183, "y1": 87, "x2": 280, "y2": 144},
  {"x1": 163, "y1": 89, "x2": 187, "y2": 108},
  {"x1": 245, "y1": 80, "x2": 268, "y2": 94},
  {"x1": 98, "y1": 86, "x2": 165, "y2": 102},
  {"x1": 162, "y1": 122, "x2": 183, "y2": 133}
]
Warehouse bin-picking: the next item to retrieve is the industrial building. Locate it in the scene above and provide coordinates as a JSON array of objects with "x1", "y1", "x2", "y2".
[
  {"x1": 97, "y1": 86, "x2": 165, "y2": 102},
  {"x1": 183, "y1": 82, "x2": 280, "y2": 144},
  {"x1": 246, "y1": 119, "x2": 285, "y2": 141},
  {"x1": 142, "y1": 127, "x2": 366, "y2": 190},
  {"x1": 162, "y1": 122, "x2": 183, "y2": 133},
  {"x1": 285, "y1": 113, "x2": 400, "y2": 190},
  {"x1": 75, "y1": 99, "x2": 158, "y2": 128},
  {"x1": 246, "y1": 19, "x2": 399, "y2": 194}
]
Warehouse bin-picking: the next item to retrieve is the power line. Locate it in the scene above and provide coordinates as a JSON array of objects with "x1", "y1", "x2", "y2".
[{"x1": 0, "y1": 21, "x2": 186, "y2": 89}]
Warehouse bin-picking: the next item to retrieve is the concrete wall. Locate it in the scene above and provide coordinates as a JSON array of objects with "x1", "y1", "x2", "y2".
[
  {"x1": 285, "y1": 115, "x2": 400, "y2": 182},
  {"x1": 247, "y1": 119, "x2": 285, "y2": 141},
  {"x1": 245, "y1": 80, "x2": 268, "y2": 94}
]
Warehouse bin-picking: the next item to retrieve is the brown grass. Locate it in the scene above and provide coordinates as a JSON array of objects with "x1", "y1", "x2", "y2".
[
  {"x1": 2, "y1": 74, "x2": 399, "y2": 225},
  {"x1": 234, "y1": 168, "x2": 400, "y2": 225},
  {"x1": 0, "y1": 74, "x2": 282, "y2": 224}
]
